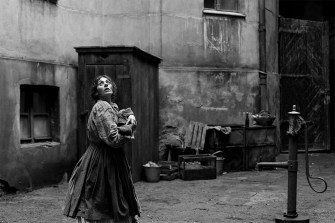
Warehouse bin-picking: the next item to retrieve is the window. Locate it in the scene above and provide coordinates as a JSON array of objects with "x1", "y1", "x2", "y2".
[
  {"x1": 204, "y1": 0, "x2": 238, "y2": 11},
  {"x1": 20, "y1": 85, "x2": 59, "y2": 143}
]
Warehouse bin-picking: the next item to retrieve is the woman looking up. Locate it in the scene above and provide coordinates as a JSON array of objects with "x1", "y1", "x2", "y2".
[{"x1": 63, "y1": 75, "x2": 140, "y2": 223}]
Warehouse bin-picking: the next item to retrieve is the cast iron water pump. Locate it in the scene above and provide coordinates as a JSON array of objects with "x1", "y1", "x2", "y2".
[{"x1": 256, "y1": 105, "x2": 327, "y2": 223}]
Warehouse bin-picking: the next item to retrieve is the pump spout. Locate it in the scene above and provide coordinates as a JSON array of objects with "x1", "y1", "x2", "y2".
[{"x1": 256, "y1": 161, "x2": 289, "y2": 171}]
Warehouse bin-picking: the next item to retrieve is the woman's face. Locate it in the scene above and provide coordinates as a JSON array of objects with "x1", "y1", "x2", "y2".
[{"x1": 96, "y1": 77, "x2": 113, "y2": 100}]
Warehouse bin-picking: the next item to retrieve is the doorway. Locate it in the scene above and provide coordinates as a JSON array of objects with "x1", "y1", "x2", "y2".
[
  {"x1": 279, "y1": 17, "x2": 330, "y2": 152},
  {"x1": 278, "y1": 0, "x2": 335, "y2": 152}
]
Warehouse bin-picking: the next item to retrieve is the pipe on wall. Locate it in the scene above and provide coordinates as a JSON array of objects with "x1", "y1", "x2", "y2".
[{"x1": 259, "y1": 0, "x2": 267, "y2": 112}]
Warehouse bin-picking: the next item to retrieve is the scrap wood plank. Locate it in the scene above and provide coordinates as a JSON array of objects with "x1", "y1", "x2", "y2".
[
  {"x1": 185, "y1": 121, "x2": 195, "y2": 148},
  {"x1": 185, "y1": 121, "x2": 208, "y2": 152},
  {"x1": 191, "y1": 122, "x2": 199, "y2": 149},
  {"x1": 200, "y1": 123, "x2": 207, "y2": 150}
]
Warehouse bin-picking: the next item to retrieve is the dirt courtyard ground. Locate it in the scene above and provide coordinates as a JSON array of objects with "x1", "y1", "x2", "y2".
[{"x1": 0, "y1": 153, "x2": 334, "y2": 223}]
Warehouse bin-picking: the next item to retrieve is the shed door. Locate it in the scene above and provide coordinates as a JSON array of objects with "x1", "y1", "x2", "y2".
[
  {"x1": 78, "y1": 64, "x2": 132, "y2": 158},
  {"x1": 279, "y1": 17, "x2": 330, "y2": 152}
]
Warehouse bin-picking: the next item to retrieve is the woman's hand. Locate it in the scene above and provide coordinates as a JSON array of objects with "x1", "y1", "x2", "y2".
[{"x1": 126, "y1": 115, "x2": 136, "y2": 125}]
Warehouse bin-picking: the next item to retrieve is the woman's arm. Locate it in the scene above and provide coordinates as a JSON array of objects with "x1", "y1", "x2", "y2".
[
  {"x1": 118, "y1": 107, "x2": 137, "y2": 125},
  {"x1": 93, "y1": 101, "x2": 131, "y2": 147}
]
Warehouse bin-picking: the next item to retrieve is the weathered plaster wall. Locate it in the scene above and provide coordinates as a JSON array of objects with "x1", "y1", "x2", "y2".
[
  {"x1": 101, "y1": 0, "x2": 162, "y2": 58},
  {"x1": 0, "y1": 0, "x2": 163, "y2": 188},
  {"x1": 0, "y1": 0, "x2": 281, "y2": 184},
  {"x1": 0, "y1": 59, "x2": 77, "y2": 189},
  {"x1": 0, "y1": 0, "x2": 161, "y2": 63},
  {"x1": 159, "y1": 68, "x2": 259, "y2": 131},
  {"x1": 0, "y1": 0, "x2": 101, "y2": 189},
  {"x1": 160, "y1": 0, "x2": 259, "y2": 67},
  {"x1": 158, "y1": 0, "x2": 266, "y2": 139},
  {"x1": 0, "y1": 0, "x2": 105, "y2": 64}
]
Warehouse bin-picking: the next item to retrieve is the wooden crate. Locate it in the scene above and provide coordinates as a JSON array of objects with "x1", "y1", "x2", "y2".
[
  {"x1": 178, "y1": 154, "x2": 216, "y2": 180},
  {"x1": 158, "y1": 161, "x2": 178, "y2": 174},
  {"x1": 158, "y1": 161, "x2": 179, "y2": 181}
]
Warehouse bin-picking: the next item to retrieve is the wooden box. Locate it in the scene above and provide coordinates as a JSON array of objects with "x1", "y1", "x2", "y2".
[
  {"x1": 158, "y1": 161, "x2": 179, "y2": 181},
  {"x1": 178, "y1": 154, "x2": 216, "y2": 180}
]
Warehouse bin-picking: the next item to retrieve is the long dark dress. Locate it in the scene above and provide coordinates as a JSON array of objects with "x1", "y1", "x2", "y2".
[{"x1": 63, "y1": 100, "x2": 141, "y2": 222}]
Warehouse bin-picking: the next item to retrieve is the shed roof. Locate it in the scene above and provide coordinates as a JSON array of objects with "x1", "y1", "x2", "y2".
[{"x1": 75, "y1": 46, "x2": 161, "y2": 64}]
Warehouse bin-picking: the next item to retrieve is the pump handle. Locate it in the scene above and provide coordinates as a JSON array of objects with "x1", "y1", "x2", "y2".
[{"x1": 303, "y1": 119, "x2": 327, "y2": 193}]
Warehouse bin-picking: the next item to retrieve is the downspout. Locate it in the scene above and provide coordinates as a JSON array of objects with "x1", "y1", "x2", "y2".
[
  {"x1": 259, "y1": 0, "x2": 267, "y2": 111},
  {"x1": 159, "y1": 0, "x2": 163, "y2": 58}
]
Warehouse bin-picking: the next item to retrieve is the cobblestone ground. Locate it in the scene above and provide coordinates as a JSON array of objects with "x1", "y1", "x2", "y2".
[{"x1": 0, "y1": 153, "x2": 334, "y2": 223}]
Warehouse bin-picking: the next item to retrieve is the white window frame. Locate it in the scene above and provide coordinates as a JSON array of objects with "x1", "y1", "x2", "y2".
[{"x1": 203, "y1": 0, "x2": 246, "y2": 18}]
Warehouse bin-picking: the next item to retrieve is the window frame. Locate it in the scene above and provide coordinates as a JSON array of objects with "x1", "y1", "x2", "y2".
[
  {"x1": 20, "y1": 85, "x2": 59, "y2": 144},
  {"x1": 204, "y1": 0, "x2": 238, "y2": 12},
  {"x1": 203, "y1": 0, "x2": 245, "y2": 17}
]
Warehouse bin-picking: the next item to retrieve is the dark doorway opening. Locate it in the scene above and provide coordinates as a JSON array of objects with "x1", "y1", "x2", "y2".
[{"x1": 279, "y1": 0, "x2": 335, "y2": 152}]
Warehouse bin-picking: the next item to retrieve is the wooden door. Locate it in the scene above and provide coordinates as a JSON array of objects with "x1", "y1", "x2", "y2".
[
  {"x1": 279, "y1": 17, "x2": 330, "y2": 152},
  {"x1": 78, "y1": 63, "x2": 132, "y2": 159}
]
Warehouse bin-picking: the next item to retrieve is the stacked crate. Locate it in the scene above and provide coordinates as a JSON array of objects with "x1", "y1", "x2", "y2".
[{"x1": 178, "y1": 154, "x2": 216, "y2": 180}]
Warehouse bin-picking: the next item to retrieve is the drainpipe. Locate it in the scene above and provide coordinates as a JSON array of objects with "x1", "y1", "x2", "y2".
[
  {"x1": 159, "y1": 0, "x2": 163, "y2": 58},
  {"x1": 259, "y1": 0, "x2": 267, "y2": 112}
]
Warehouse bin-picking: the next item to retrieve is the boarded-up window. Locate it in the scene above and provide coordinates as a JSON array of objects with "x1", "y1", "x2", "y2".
[
  {"x1": 20, "y1": 85, "x2": 59, "y2": 143},
  {"x1": 204, "y1": 0, "x2": 238, "y2": 11}
]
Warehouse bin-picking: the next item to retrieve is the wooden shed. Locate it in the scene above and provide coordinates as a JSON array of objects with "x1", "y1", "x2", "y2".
[{"x1": 75, "y1": 46, "x2": 161, "y2": 182}]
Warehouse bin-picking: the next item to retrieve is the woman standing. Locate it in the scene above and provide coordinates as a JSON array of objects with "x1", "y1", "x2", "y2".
[{"x1": 63, "y1": 75, "x2": 140, "y2": 223}]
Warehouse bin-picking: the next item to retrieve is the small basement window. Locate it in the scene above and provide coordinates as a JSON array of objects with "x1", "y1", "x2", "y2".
[{"x1": 20, "y1": 85, "x2": 59, "y2": 144}]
